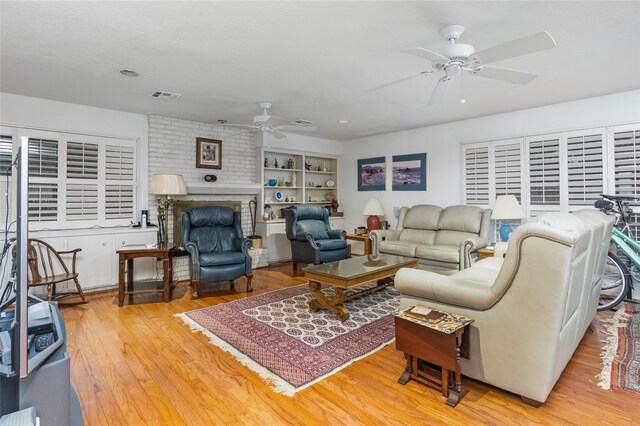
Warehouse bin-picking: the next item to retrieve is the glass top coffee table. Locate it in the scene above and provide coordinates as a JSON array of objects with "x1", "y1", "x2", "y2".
[{"x1": 302, "y1": 255, "x2": 417, "y2": 321}]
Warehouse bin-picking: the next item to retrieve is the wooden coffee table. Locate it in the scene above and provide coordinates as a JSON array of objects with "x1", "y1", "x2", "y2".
[{"x1": 302, "y1": 255, "x2": 417, "y2": 321}]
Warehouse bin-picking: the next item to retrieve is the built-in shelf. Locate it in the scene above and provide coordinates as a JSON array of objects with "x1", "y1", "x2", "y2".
[
  {"x1": 264, "y1": 186, "x2": 303, "y2": 189},
  {"x1": 306, "y1": 186, "x2": 335, "y2": 189},
  {"x1": 305, "y1": 170, "x2": 335, "y2": 174},
  {"x1": 264, "y1": 167, "x2": 303, "y2": 172}
]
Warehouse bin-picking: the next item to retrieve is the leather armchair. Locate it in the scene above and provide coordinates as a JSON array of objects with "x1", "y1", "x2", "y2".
[
  {"x1": 182, "y1": 206, "x2": 252, "y2": 298},
  {"x1": 284, "y1": 205, "x2": 350, "y2": 271}
]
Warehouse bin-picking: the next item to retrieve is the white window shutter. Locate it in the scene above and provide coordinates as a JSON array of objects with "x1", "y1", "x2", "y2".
[
  {"x1": 567, "y1": 133, "x2": 604, "y2": 207},
  {"x1": 105, "y1": 185, "x2": 134, "y2": 219},
  {"x1": 28, "y1": 183, "x2": 57, "y2": 222},
  {"x1": 66, "y1": 184, "x2": 98, "y2": 220},
  {"x1": 464, "y1": 146, "x2": 490, "y2": 205},
  {"x1": 28, "y1": 138, "x2": 58, "y2": 178},
  {"x1": 105, "y1": 145, "x2": 134, "y2": 181},
  {"x1": 494, "y1": 142, "x2": 522, "y2": 201},
  {"x1": 612, "y1": 126, "x2": 640, "y2": 240},
  {"x1": 67, "y1": 142, "x2": 99, "y2": 179},
  {"x1": 528, "y1": 138, "x2": 561, "y2": 206}
]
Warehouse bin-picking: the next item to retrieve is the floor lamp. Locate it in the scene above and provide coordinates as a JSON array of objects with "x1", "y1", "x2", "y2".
[{"x1": 149, "y1": 174, "x2": 187, "y2": 246}]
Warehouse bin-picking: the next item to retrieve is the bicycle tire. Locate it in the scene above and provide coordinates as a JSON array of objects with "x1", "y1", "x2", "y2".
[{"x1": 598, "y1": 252, "x2": 632, "y2": 311}]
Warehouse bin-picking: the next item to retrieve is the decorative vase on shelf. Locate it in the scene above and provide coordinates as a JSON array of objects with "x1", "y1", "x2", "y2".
[
  {"x1": 323, "y1": 161, "x2": 328, "y2": 172},
  {"x1": 292, "y1": 173, "x2": 297, "y2": 187}
]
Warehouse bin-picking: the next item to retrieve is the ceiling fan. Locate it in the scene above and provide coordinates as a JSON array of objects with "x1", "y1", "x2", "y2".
[
  {"x1": 222, "y1": 101, "x2": 316, "y2": 139},
  {"x1": 372, "y1": 25, "x2": 556, "y2": 105}
]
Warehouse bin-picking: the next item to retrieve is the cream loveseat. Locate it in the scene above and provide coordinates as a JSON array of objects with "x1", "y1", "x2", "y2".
[
  {"x1": 394, "y1": 210, "x2": 614, "y2": 406},
  {"x1": 370, "y1": 205, "x2": 492, "y2": 274}
]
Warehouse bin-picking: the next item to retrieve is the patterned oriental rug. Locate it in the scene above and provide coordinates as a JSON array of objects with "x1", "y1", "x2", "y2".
[
  {"x1": 598, "y1": 303, "x2": 640, "y2": 395},
  {"x1": 177, "y1": 283, "x2": 399, "y2": 396}
]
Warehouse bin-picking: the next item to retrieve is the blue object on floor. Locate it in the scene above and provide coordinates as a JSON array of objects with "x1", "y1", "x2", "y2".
[{"x1": 499, "y1": 221, "x2": 513, "y2": 242}]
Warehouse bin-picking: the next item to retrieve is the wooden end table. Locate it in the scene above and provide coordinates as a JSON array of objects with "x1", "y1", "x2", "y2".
[
  {"x1": 395, "y1": 311, "x2": 473, "y2": 407},
  {"x1": 345, "y1": 233, "x2": 372, "y2": 255},
  {"x1": 476, "y1": 247, "x2": 495, "y2": 261},
  {"x1": 117, "y1": 244, "x2": 175, "y2": 307}
]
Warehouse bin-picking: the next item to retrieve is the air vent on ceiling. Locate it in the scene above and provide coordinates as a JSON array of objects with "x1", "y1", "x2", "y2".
[
  {"x1": 292, "y1": 119, "x2": 315, "y2": 126},
  {"x1": 150, "y1": 91, "x2": 182, "y2": 100}
]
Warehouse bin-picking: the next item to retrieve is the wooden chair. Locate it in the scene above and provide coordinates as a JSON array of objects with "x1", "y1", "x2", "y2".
[{"x1": 17, "y1": 239, "x2": 87, "y2": 304}]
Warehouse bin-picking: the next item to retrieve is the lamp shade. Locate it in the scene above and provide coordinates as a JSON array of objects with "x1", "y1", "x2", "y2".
[
  {"x1": 491, "y1": 195, "x2": 524, "y2": 220},
  {"x1": 362, "y1": 198, "x2": 385, "y2": 216},
  {"x1": 149, "y1": 174, "x2": 187, "y2": 195}
]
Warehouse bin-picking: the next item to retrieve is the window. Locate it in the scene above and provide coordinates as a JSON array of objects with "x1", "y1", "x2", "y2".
[
  {"x1": 609, "y1": 125, "x2": 640, "y2": 240},
  {"x1": 567, "y1": 133, "x2": 604, "y2": 207},
  {"x1": 527, "y1": 136, "x2": 561, "y2": 206},
  {"x1": 0, "y1": 128, "x2": 137, "y2": 229},
  {"x1": 463, "y1": 145, "x2": 490, "y2": 205}
]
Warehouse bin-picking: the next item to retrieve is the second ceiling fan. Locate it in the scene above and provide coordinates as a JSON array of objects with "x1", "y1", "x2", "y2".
[
  {"x1": 222, "y1": 101, "x2": 316, "y2": 139},
  {"x1": 373, "y1": 25, "x2": 556, "y2": 105}
]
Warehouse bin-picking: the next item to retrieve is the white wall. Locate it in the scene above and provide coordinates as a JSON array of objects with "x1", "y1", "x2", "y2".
[
  {"x1": 341, "y1": 89, "x2": 640, "y2": 231},
  {"x1": 0, "y1": 92, "x2": 150, "y2": 209}
]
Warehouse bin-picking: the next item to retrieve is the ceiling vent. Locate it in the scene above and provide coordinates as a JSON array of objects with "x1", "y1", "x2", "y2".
[
  {"x1": 150, "y1": 90, "x2": 182, "y2": 100},
  {"x1": 292, "y1": 119, "x2": 314, "y2": 125}
]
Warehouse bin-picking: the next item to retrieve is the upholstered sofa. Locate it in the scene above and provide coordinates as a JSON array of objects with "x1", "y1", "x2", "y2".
[
  {"x1": 394, "y1": 210, "x2": 614, "y2": 405},
  {"x1": 370, "y1": 205, "x2": 492, "y2": 274}
]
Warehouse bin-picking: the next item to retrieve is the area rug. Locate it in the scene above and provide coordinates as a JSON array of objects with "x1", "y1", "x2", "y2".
[
  {"x1": 598, "y1": 303, "x2": 640, "y2": 395},
  {"x1": 177, "y1": 283, "x2": 399, "y2": 395}
]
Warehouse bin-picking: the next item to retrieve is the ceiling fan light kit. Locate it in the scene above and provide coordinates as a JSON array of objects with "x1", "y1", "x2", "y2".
[{"x1": 375, "y1": 24, "x2": 556, "y2": 105}]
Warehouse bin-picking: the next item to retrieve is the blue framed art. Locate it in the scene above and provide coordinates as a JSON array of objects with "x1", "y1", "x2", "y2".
[
  {"x1": 392, "y1": 153, "x2": 427, "y2": 191},
  {"x1": 357, "y1": 156, "x2": 386, "y2": 191}
]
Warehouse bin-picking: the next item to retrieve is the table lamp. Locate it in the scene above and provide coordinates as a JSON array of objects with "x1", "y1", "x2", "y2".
[
  {"x1": 149, "y1": 173, "x2": 187, "y2": 245},
  {"x1": 491, "y1": 195, "x2": 525, "y2": 242},
  {"x1": 362, "y1": 198, "x2": 385, "y2": 231}
]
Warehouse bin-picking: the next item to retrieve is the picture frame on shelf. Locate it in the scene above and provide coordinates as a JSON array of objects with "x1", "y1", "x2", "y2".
[
  {"x1": 196, "y1": 137, "x2": 222, "y2": 169},
  {"x1": 358, "y1": 156, "x2": 386, "y2": 191},
  {"x1": 392, "y1": 153, "x2": 427, "y2": 191}
]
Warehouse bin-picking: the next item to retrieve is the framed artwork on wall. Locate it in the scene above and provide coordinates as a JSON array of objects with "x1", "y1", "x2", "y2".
[
  {"x1": 392, "y1": 153, "x2": 427, "y2": 191},
  {"x1": 196, "y1": 137, "x2": 222, "y2": 169},
  {"x1": 358, "y1": 156, "x2": 386, "y2": 191}
]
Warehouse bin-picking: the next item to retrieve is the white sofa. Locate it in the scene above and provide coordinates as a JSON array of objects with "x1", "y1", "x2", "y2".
[
  {"x1": 394, "y1": 210, "x2": 614, "y2": 405},
  {"x1": 370, "y1": 205, "x2": 492, "y2": 274}
]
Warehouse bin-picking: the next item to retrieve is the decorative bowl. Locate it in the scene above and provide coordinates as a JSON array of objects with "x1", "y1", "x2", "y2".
[{"x1": 268, "y1": 179, "x2": 277, "y2": 186}]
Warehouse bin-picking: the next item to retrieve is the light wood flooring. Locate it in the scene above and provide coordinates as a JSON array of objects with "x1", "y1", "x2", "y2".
[{"x1": 61, "y1": 264, "x2": 640, "y2": 425}]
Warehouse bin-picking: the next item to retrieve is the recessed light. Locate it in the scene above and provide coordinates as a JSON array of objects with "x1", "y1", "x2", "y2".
[
  {"x1": 120, "y1": 69, "x2": 139, "y2": 77},
  {"x1": 460, "y1": 99, "x2": 466, "y2": 104},
  {"x1": 339, "y1": 120, "x2": 349, "y2": 124}
]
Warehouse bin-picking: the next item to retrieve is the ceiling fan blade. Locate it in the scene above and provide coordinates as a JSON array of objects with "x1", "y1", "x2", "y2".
[
  {"x1": 222, "y1": 123, "x2": 258, "y2": 130},
  {"x1": 473, "y1": 66, "x2": 537, "y2": 84},
  {"x1": 367, "y1": 73, "x2": 426, "y2": 92},
  {"x1": 474, "y1": 31, "x2": 556, "y2": 65},
  {"x1": 428, "y1": 76, "x2": 454, "y2": 106},
  {"x1": 270, "y1": 129, "x2": 286, "y2": 139},
  {"x1": 402, "y1": 47, "x2": 449, "y2": 63},
  {"x1": 275, "y1": 125, "x2": 317, "y2": 132}
]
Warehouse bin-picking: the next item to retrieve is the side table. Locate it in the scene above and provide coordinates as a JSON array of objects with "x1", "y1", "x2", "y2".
[
  {"x1": 117, "y1": 244, "x2": 175, "y2": 307},
  {"x1": 395, "y1": 309, "x2": 473, "y2": 407},
  {"x1": 345, "y1": 234, "x2": 371, "y2": 255},
  {"x1": 476, "y1": 247, "x2": 495, "y2": 261}
]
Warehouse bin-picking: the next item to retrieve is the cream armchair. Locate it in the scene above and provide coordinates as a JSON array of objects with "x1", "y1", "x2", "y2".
[
  {"x1": 370, "y1": 205, "x2": 491, "y2": 274},
  {"x1": 394, "y1": 210, "x2": 613, "y2": 406}
]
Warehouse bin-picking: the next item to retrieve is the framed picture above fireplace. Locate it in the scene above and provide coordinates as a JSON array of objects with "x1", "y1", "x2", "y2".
[{"x1": 196, "y1": 137, "x2": 222, "y2": 169}]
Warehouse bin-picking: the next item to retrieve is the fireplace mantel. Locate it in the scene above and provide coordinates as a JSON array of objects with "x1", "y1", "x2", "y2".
[{"x1": 186, "y1": 183, "x2": 262, "y2": 195}]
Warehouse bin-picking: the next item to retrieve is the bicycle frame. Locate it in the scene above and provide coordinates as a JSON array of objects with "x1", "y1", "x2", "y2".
[{"x1": 611, "y1": 227, "x2": 640, "y2": 268}]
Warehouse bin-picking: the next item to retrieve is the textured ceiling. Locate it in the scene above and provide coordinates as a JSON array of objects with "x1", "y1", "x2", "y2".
[{"x1": 1, "y1": 1, "x2": 639, "y2": 140}]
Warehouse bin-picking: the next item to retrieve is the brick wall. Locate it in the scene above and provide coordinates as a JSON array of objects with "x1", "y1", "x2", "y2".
[{"x1": 148, "y1": 115, "x2": 257, "y2": 245}]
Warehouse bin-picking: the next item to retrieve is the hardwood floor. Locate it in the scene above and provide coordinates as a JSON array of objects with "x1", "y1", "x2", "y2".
[{"x1": 62, "y1": 265, "x2": 640, "y2": 425}]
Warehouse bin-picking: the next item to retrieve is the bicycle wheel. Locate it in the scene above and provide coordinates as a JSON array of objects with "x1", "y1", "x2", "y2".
[{"x1": 598, "y1": 252, "x2": 631, "y2": 311}]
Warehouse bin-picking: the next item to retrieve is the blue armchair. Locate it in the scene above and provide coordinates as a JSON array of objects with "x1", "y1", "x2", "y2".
[
  {"x1": 182, "y1": 206, "x2": 253, "y2": 299},
  {"x1": 284, "y1": 205, "x2": 350, "y2": 272}
]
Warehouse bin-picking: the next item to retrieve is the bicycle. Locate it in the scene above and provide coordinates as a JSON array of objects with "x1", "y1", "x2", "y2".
[{"x1": 594, "y1": 194, "x2": 639, "y2": 311}]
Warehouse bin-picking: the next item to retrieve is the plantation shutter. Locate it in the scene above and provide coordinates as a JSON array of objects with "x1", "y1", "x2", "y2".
[
  {"x1": 67, "y1": 142, "x2": 98, "y2": 179},
  {"x1": 105, "y1": 185, "x2": 134, "y2": 219},
  {"x1": 567, "y1": 133, "x2": 604, "y2": 207},
  {"x1": 494, "y1": 142, "x2": 522, "y2": 201},
  {"x1": 28, "y1": 137, "x2": 59, "y2": 222},
  {"x1": 528, "y1": 138, "x2": 561, "y2": 206},
  {"x1": 612, "y1": 127, "x2": 640, "y2": 240},
  {"x1": 0, "y1": 135, "x2": 12, "y2": 176},
  {"x1": 105, "y1": 145, "x2": 134, "y2": 180},
  {"x1": 464, "y1": 145, "x2": 490, "y2": 205},
  {"x1": 66, "y1": 184, "x2": 98, "y2": 221}
]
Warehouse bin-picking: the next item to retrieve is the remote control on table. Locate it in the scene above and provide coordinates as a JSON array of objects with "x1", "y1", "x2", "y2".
[{"x1": 35, "y1": 332, "x2": 54, "y2": 352}]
